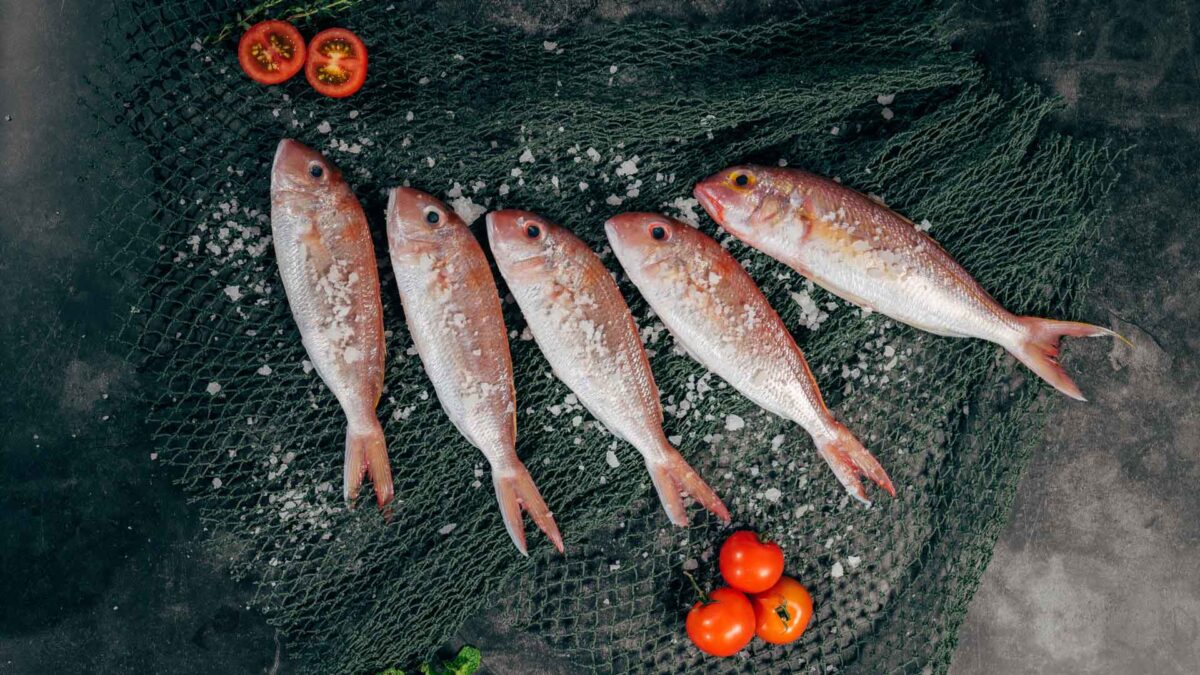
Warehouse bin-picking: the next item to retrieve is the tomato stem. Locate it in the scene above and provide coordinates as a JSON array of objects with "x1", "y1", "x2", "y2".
[
  {"x1": 682, "y1": 570, "x2": 709, "y2": 605},
  {"x1": 774, "y1": 600, "x2": 792, "y2": 624}
]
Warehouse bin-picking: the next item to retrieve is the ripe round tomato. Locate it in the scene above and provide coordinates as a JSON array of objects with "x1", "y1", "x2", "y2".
[
  {"x1": 751, "y1": 576, "x2": 814, "y2": 644},
  {"x1": 238, "y1": 20, "x2": 306, "y2": 85},
  {"x1": 685, "y1": 587, "x2": 756, "y2": 657},
  {"x1": 305, "y1": 28, "x2": 368, "y2": 98},
  {"x1": 719, "y1": 530, "x2": 785, "y2": 594}
]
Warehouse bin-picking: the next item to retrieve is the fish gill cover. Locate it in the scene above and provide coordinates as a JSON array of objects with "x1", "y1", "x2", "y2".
[{"x1": 91, "y1": 0, "x2": 1116, "y2": 672}]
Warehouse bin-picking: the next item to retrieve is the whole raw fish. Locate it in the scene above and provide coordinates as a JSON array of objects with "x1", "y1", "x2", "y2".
[
  {"x1": 605, "y1": 213, "x2": 895, "y2": 505},
  {"x1": 486, "y1": 210, "x2": 730, "y2": 526},
  {"x1": 694, "y1": 166, "x2": 1118, "y2": 401},
  {"x1": 386, "y1": 189, "x2": 562, "y2": 555},
  {"x1": 270, "y1": 139, "x2": 393, "y2": 510}
]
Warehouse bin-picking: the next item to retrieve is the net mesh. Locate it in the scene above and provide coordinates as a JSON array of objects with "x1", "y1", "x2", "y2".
[{"x1": 89, "y1": 1, "x2": 1116, "y2": 672}]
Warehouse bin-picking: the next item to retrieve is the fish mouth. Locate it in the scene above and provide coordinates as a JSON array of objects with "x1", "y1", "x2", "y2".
[
  {"x1": 692, "y1": 183, "x2": 724, "y2": 224},
  {"x1": 484, "y1": 211, "x2": 499, "y2": 241}
]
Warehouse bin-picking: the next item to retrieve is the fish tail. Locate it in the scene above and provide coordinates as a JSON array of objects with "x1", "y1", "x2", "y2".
[
  {"x1": 813, "y1": 421, "x2": 896, "y2": 506},
  {"x1": 492, "y1": 463, "x2": 564, "y2": 556},
  {"x1": 645, "y1": 445, "x2": 731, "y2": 527},
  {"x1": 343, "y1": 419, "x2": 395, "y2": 512},
  {"x1": 1010, "y1": 316, "x2": 1119, "y2": 402}
]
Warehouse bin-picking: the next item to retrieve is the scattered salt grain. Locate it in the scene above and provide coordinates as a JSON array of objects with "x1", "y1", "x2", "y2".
[
  {"x1": 876, "y1": 93, "x2": 895, "y2": 105},
  {"x1": 205, "y1": 382, "x2": 222, "y2": 395},
  {"x1": 405, "y1": 111, "x2": 414, "y2": 121},
  {"x1": 223, "y1": 285, "x2": 243, "y2": 302},
  {"x1": 543, "y1": 40, "x2": 558, "y2": 51},
  {"x1": 916, "y1": 218, "x2": 933, "y2": 232},
  {"x1": 605, "y1": 450, "x2": 620, "y2": 468},
  {"x1": 615, "y1": 157, "x2": 639, "y2": 176},
  {"x1": 449, "y1": 196, "x2": 487, "y2": 225},
  {"x1": 212, "y1": 477, "x2": 223, "y2": 488},
  {"x1": 257, "y1": 365, "x2": 272, "y2": 376},
  {"x1": 831, "y1": 126, "x2": 840, "y2": 135},
  {"x1": 764, "y1": 487, "x2": 782, "y2": 503},
  {"x1": 881, "y1": 107, "x2": 894, "y2": 120},
  {"x1": 438, "y1": 523, "x2": 457, "y2": 535},
  {"x1": 518, "y1": 148, "x2": 536, "y2": 163},
  {"x1": 608, "y1": 65, "x2": 618, "y2": 74},
  {"x1": 725, "y1": 414, "x2": 745, "y2": 431},
  {"x1": 771, "y1": 434, "x2": 786, "y2": 450},
  {"x1": 316, "y1": 120, "x2": 332, "y2": 134},
  {"x1": 302, "y1": 359, "x2": 314, "y2": 374},
  {"x1": 831, "y1": 561, "x2": 844, "y2": 578},
  {"x1": 847, "y1": 555, "x2": 862, "y2": 568}
]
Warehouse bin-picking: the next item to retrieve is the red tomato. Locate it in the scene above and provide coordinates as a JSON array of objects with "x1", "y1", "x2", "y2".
[
  {"x1": 685, "y1": 587, "x2": 756, "y2": 657},
  {"x1": 305, "y1": 28, "x2": 368, "y2": 98},
  {"x1": 718, "y1": 530, "x2": 785, "y2": 594},
  {"x1": 237, "y1": 20, "x2": 306, "y2": 85},
  {"x1": 751, "y1": 576, "x2": 814, "y2": 644}
]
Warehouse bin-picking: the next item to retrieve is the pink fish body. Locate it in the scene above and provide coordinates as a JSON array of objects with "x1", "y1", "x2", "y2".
[
  {"x1": 270, "y1": 139, "x2": 393, "y2": 510},
  {"x1": 695, "y1": 166, "x2": 1117, "y2": 400},
  {"x1": 487, "y1": 210, "x2": 730, "y2": 526},
  {"x1": 605, "y1": 213, "x2": 894, "y2": 505},
  {"x1": 386, "y1": 189, "x2": 561, "y2": 555}
]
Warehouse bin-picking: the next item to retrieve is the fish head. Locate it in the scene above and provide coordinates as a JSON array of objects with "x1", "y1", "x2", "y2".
[
  {"x1": 386, "y1": 187, "x2": 463, "y2": 256},
  {"x1": 484, "y1": 209, "x2": 567, "y2": 279},
  {"x1": 694, "y1": 164, "x2": 802, "y2": 246},
  {"x1": 271, "y1": 139, "x2": 345, "y2": 205},
  {"x1": 604, "y1": 212, "x2": 698, "y2": 282}
]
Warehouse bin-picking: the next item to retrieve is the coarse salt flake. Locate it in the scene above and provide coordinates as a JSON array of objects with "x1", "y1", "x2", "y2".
[
  {"x1": 605, "y1": 450, "x2": 620, "y2": 468},
  {"x1": 205, "y1": 382, "x2": 222, "y2": 395},
  {"x1": 725, "y1": 414, "x2": 745, "y2": 431}
]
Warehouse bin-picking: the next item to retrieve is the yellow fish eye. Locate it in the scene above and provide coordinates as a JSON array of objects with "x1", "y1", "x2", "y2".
[{"x1": 730, "y1": 172, "x2": 755, "y2": 189}]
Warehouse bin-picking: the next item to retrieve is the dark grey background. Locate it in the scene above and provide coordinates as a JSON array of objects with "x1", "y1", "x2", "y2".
[{"x1": 1, "y1": 1, "x2": 1196, "y2": 673}]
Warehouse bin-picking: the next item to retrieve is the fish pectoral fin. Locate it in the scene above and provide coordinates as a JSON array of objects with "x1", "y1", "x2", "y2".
[{"x1": 301, "y1": 226, "x2": 336, "y2": 274}]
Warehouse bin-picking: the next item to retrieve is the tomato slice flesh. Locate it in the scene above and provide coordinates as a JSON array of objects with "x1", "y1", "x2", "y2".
[
  {"x1": 238, "y1": 20, "x2": 305, "y2": 85},
  {"x1": 305, "y1": 28, "x2": 368, "y2": 98}
]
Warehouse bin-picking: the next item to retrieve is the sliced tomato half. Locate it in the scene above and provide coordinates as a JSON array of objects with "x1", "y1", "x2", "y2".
[
  {"x1": 238, "y1": 20, "x2": 306, "y2": 85},
  {"x1": 305, "y1": 28, "x2": 368, "y2": 98}
]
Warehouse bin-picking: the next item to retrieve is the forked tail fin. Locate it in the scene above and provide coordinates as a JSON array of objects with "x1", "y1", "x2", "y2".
[
  {"x1": 1010, "y1": 317, "x2": 1119, "y2": 402},
  {"x1": 813, "y1": 421, "x2": 895, "y2": 506},
  {"x1": 344, "y1": 419, "x2": 395, "y2": 511},
  {"x1": 492, "y1": 464, "x2": 564, "y2": 556},
  {"x1": 644, "y1": 446, "x2": 731, "y2": 527}
]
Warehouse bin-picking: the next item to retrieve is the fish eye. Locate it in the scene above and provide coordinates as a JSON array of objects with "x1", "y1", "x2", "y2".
[
  {"x1": 425, "y1": 209, "x2": 440, "y2": 224},
  {"x1": 525, "y1": 224, "x2": 541, "y2": 238},
  {"x1": 733, "y1": 172, "x2": 750, "y2": 187},
  {"x1": 650, "y1": 224, "x2": 669, "y2": 241},
  {"x1": 309, "y1": 163, "x2": 324, "y2": 178}
]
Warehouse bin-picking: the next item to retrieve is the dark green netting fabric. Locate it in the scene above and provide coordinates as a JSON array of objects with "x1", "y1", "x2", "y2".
[{"x1": 91, "y1": 1, "x2": 1115, "y2": 672}]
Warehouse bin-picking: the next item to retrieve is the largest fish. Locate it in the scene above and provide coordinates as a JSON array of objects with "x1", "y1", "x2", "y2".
[
  {"x1": 386, "y1": 188, "x2": 562, "y2": 555},
  {"x1": 270, "y1": 139, "x2": 394, "y2": 510},
  {"x1": 606, "y1": 213, "x2": 895, "y2": 505},
  {"x1": 695, "y1": 166, "x2": 1118, "y2": 401},
  {"x1": 486, "y1": 209, "x2": 730, "y2": 527}
]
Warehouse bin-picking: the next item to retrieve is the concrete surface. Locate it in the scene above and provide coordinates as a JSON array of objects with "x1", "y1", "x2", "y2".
[{"x1": 0, "y1": 1, "x2": 1196, "y2": 674}]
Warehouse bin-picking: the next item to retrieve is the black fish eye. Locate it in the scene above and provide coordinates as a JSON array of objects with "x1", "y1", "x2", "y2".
[
  {"x1": 525, "y1": 224, "x2": 541, "y2": 238},
  {"x1": 425, "y1": 210, "x2": 440, "y2": 224},
  {"x1": 651, "y1": 226, "x2": 666, "y2": 240},
  {"x1": 309, "y1": 163, "x2": 324, "y2": 178},
  {"x1": 734, "y1": 173, "x2": 749, "y2": 187}
]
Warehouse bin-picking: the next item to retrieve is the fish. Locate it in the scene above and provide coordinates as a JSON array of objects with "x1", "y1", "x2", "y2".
[
  {"x1": 605, "y1": 213, "x2": 895, "y2": 505},
  {"x1": 486, "y1": 210, "x2": 731, "y2": 527},
  {"x1": 694, "y1": 165, "x2": 1120, "y2": 401},
  {"x1": 270, "y1": 138, "x2": 394, "y2": 510},
  {"x1": 386, "y1": 189, "x2": 562, "y2": 555}
]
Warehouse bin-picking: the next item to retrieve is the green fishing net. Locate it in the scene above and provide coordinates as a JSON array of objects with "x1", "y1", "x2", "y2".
[{"x1": 92, "y1": 0, "x2": 1115, "y2": 672}]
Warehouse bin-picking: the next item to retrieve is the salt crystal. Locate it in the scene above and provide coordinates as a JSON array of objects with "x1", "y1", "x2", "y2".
[
  {"x1": 764, "y1": 487, "x2": 782, "y2": 503},
  {"x1": 847, "y1": 555, "x2": 862, "y2": 568},
  {"x1": 223, "y1": 285, "x2": 243, "y2": 301},
  {"x1": 605, "y1": 195, "x2": 623, "y2": 206},
  {"x1": 438, "y1": 523, "x2": 457, "y2": 535},
  {"x1": 876, "y1": 93, "x2": 895, "y2": 105},
  {"x1": 405, "y1": 111, "x2": 414, "y2": 121},
  {"x1": 725, "y1": 414, "x2": 745, "y2": 431},
  {"x1": 212, "y1": 477, "x2": 223, "y2": 488},
  {"x1": 543, "y1": 40, "x2": 558, "y2": 51},
  {"x1": 609, "y1": 65, "x2": 618, "y2": 74},
  {"x1": 205, "y1": 382, "x2": 222, "y2": 395},
  {"x1": 316, "y1": 121, "x2": 332, "y2": 134},
  {"x1": 881, "y1": 107, "x2": 894, "y2": 120},
  {"x1": 302, "y1": 359, "x2": 314, "y2": 373},
  {"x1": 518, "y1": 148, "x2": 536, "y2": 163},
  {"x1": 831, "y1": 561, "x2": 844, "y2": 578},
  {"x1": 771, "y1": 434, "x2": 786, "y2": 450},
  {"x1": 605, "y1": 450, "x2": 620, "y2": 468},
  {"x1": 683, "y1": 559, "x2": 699, "y2": 571},
  {"x1": 257, "y1": 365, "x2": 272, "y2": 376},
  {"x1": 831, "y1": 126, "x2": 840, "y2": 135}
]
